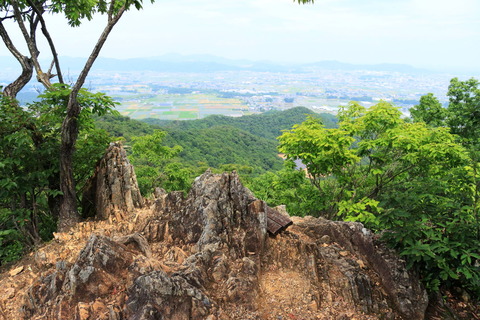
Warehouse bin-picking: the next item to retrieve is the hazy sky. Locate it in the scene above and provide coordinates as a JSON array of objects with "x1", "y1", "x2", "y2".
[{"x1": 1, "y1": 0, "x2": 480, "y2": 71}]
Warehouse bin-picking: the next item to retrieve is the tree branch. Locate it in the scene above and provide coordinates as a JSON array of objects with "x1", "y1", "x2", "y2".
[
  {"x1": 72, "y1": 5, "x2": 126, "y2": 95},
  {"x1": 108, "y1": 0, "x2": 117, "y2": 22},
  {"x1": 0, "y1": 21, "x2": 33, "y2": 97},
  {"x1": 26, "y1": 0, "x2": 64, "y2": 83},
  {"x1": 0, "y1": 7, "x2": 33, "y2": 21},
  {"x1": 11, "y1": 0, "x2": 51, "y2": 89}
]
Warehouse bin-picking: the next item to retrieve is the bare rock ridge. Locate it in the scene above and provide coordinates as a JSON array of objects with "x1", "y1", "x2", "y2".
[{"x1": 20, "y1": 143, "x2": 428, "y2": 319}]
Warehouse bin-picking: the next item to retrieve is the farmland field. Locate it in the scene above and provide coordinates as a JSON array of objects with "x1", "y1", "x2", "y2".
[
  {"x1": 87, "y1": 69, "x2": 453, "y2": 121},
  {"x1": 109, "y1": 91, "x2": 250, "y2": 120}
]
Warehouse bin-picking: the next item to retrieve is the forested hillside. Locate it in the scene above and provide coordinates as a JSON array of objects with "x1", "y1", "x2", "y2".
[
  {"x1": 96, "y1": 106, "x2": 336, "y2": 179},
  {"x1": 143, "y1": 106, "x2": 337, "y2": 140},
  {"x1": 163, "y1": 125, "x2": 281, "y2": 170}
]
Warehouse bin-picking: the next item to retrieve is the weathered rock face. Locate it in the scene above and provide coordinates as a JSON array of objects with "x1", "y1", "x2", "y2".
[
  {"x1": 82, "y1": 142, "x2": 144, "y2": 220},
  {"x1": 22, "y1": 234, "x2": 137, "y2": 319},
  {"x1": 142, "y1": 169, "x2": 267, "y2": 256},
  {"x1": 17, "y1": 145, "x2": 429, "y2": 320},
  {"x1": 293, "y1": 217, "x2": 428, "y2": 319},
  {"x1": 129, "y1": 169, "x2": 269, "y2": 319},
  {"x1": 262, "y1": 217, "x2": 429, "y2": 319}
]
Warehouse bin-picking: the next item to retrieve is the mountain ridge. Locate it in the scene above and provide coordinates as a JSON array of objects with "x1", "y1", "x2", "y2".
[{"x1": 0, "y1": 54, "x2": 432, "y2": 74}]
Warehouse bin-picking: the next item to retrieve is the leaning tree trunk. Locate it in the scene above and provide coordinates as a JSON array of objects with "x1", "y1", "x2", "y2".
[
  {"x1": 58, "y1": 97, "x2": 81, "y2": 231},
  {"x1": 57, "y1": 6, "x2": 126, "y2": 232}
]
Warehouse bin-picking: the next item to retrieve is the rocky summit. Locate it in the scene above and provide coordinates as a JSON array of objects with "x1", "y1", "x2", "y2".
[{"x1": 0, "y1": 143, "x2": 429, "y2": 319}]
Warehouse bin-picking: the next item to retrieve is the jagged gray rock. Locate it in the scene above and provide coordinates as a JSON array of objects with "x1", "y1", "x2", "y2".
[
  {"x1": 142, "y1": 169, "x2": 267, "y2": 255},
  {"x1": 21, "y1": 157, "x2": 429, "y2": 319},
  {"x1": 127, "y1": 270, "x2": 212, "y2": 320},
  {"x1": 22, "y1": 234, "x2": 141, "y2": 319},
  {"x1": 82, "y1": 142, "x2": 144, "y2": 220}
]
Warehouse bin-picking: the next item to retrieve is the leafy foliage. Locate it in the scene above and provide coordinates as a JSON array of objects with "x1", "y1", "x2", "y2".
[
  {"x1": 129, "y1": 130, "x2": 187, "y2": 195},
  {"x1": 277, "y1": 100, "x2": 480, "y2": 295},
  {"x1": 409, "y1": 93, "x2": 446, "y2": 127},
  {"x1": 96, "y1": 107, "x2": 334, "y2": 192},
  {"x1": 0, "y1": 86, "x2": 114, "y2": 264},
  {"x1": 247, "y1": 160, "x2": 323, "y2": 217},
  {"x1": 294, "y1": 0, "x2": 314, "y2": 3},
  {"x1": 447, "y1": 78, "x2": 480, "y2": 148},
  {"x1": 0, "y1": 0, "x2": 153, "y2": 27}
]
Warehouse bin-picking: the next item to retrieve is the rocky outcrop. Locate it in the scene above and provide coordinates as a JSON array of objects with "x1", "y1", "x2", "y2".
[
  {"x1": 291, "y1": 217, "x2": 428, "y2": 319},
  {"x1": 82, "y1": 142, "x2": 144, "y2": 220},
  {"x1": 141, "y1": 169, "x2": 267, "y2": 255},
  {"x1": 17, "y1": 145, "x2": 429, "y2": 320},
  {"x1": 22, "y1": 234, "x2": 128, "y2": 319},
  {"x1": 263, "y1": 217, "x2": 428, "y2": 319}
]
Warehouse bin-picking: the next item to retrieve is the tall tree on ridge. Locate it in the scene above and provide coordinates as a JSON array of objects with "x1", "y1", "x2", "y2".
[
  {"x1": 1, "y1": 0, "x2": 315, "y2": 231},
  {"x1": 0, "y1": 0, "x2": 154, "y2": 231}
]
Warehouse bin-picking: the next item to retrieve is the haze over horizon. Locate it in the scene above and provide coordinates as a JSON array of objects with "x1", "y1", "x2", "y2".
[{"x1": 1, "y1": 0, "x2": 479, "y2": 74}]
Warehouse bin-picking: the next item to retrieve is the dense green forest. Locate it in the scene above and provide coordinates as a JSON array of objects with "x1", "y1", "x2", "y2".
[
  {"x1": 142, "y1": 107, "x2": 338, "y2": 140},
  {"x1": 95, "y1": 107, "x2": 336, "y2": 193},
  {"x1": 250, "y1": 78, "x2": 480, "y2": 296},
  {"x1": 1, "y1": 79, "x2": 480, "y2": 301},
  {"x1": 0, "y1": 87, "x2": 114, "y2": 262}
]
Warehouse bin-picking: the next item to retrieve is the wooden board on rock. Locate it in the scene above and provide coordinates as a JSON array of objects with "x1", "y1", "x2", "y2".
[{"x1": 266, "y1": 207, "x2": 292, "y2": 235}]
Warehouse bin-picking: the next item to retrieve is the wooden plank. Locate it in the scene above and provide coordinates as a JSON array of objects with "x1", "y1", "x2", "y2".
[
  {"x1": 267, "y1": 207, "x2": 292, "y2": 235},
  {"x1": 267, "y1": 207, "x2": 292, "y2": 226},
  {"x1": 267, "y1": 218, "x2": 283, "y2": 235}
]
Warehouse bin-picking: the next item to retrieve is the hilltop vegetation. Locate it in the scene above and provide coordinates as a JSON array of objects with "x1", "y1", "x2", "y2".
[
  {"x1": 95, "y1": 107, "x2": 336, "y2": 187},
  {"x1": 143, "y1": 106, "x2": 337, "y2": 140},
  {"x1": 163, "y1": 125, "x2": 281, "y2": 171}
]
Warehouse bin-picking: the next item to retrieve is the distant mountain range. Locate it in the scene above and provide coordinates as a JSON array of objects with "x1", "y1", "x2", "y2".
[{"x1": 0, "y1": 53, "x2": 432, "y2": 75}]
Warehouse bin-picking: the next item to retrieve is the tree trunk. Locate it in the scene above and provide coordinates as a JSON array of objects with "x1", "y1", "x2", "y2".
[
  {"x1": 47, "y1": 173, "x2": 62, "y2": 220},
  {"x1": 10, "y1": 1, "x2": 55, "y2": 90},
  {"x1": 25, "y1": 0, "x2": 64, "y2": 84},
  {"x1": 58, "y1": 97, "x2": 81, "y2": 231},
  {"x1": 57, "y1": 6, "x2": 126, "y2": 231}
]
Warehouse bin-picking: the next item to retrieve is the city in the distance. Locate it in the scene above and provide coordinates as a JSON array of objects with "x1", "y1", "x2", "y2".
[{"x1": 1, "y1": 53, "x2": 478, "y2": 120}]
